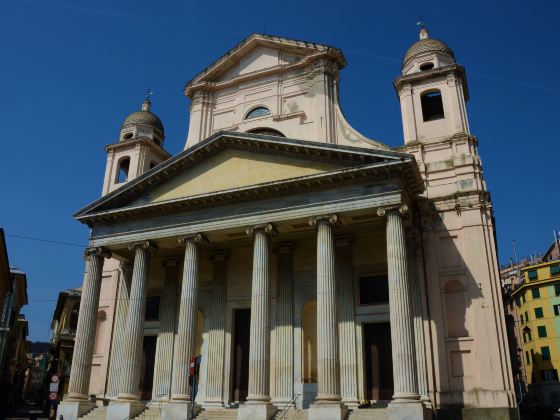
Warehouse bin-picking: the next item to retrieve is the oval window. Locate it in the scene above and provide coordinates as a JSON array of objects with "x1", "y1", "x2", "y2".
[{"x1": 420, "y1": 62, "x2": 434, "y2": 71}]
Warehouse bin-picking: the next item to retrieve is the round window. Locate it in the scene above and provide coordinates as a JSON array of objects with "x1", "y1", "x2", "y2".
[{"x1": 123, "y1": 132, "x2": 133, "y2": 140}]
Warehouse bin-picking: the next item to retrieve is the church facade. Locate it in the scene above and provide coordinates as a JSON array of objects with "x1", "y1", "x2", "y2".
[{"x1": 59, "y1": 31, "x2": 517, "y2": 420}]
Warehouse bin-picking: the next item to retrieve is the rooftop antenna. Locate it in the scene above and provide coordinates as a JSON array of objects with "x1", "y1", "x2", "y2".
[{"x1": 512, "y1": 240, "x2": 520, "y2": 280}]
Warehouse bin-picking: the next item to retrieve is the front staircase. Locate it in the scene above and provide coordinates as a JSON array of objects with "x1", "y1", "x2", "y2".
[
  {"x1": 195, "y1": 407, "x2": 239, "y2": 419},
  {"x1": 274, "y1": 408, "x2": 308, "y2": 420},
  {"x1": 132, "y1": 404, "x2": 164, "y2": 419},
  {"x1": 345, "y1": 403, "x2": 388, "y2": 420},
  {"x1": 79, "y1": 405, "x2": 107, "y2": 420}
]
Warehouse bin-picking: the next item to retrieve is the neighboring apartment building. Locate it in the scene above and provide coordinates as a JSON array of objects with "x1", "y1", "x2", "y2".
[
  {"x1": 48, "y1": 287, "x2": 81, "y2": 399},
  {"x1": 506, "y1": 255, "x2": 560, "y2": 408},
  {"x1": 0, "y1": 229, "x2": 13, "y2": 325},
  {"x1": 0, "y1": 228, "x2": 30, "y2": 412}
]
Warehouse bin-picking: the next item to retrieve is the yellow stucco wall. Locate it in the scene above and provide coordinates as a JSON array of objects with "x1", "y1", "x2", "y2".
[
  {"x1": 149, "y1": 149, "x2": 340, "y2": 203},
  {"x1": 513, "y1": 261, "x2": 560, "y2": 384}
]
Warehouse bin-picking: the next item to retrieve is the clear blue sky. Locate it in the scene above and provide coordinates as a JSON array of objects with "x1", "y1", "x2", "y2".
[{"x1": 1, "y1": 0, "x2": 558, "y2": 341}]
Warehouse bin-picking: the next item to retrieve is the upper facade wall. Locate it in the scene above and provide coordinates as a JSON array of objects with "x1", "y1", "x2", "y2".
[{"x1": 184, "y1": 41, "x2": 387, "y2": 150}]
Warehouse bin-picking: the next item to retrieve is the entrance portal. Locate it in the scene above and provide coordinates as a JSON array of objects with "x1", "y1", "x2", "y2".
[
  {"x1": 363, "y1": 322, "x2": 393, "y2": 401},
  {"x1": 231, "y1": 308, "x2": 250, "y2": 402},
  {"x1": 140, "y1": 335, "x2": 157, "y2": 400}
]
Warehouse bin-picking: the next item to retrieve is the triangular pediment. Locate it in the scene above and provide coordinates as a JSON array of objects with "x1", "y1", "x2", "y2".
[
  {"x1": 142, "y1": 148, "x2": 340, "y2": 205},
  {"x1": 75, "y1": 132, "x2": 423, "y2": 224},
  {"x1": 185, "y1": 33, "x2": 346, "y2": 92}
]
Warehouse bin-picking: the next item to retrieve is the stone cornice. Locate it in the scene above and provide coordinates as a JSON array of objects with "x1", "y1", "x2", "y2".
[
  {"x1": 76, "y1": 160, "x2": 421, "y2": 226},
  {"x1": 105, "y1": 138, "x2": 171, "y2": 160},
  {"x1": 392, "y1": 64, "x2": 469, "y2": 101},
  {"x1": 184, "y1": 33, "x2": 346, "y2": 97}
]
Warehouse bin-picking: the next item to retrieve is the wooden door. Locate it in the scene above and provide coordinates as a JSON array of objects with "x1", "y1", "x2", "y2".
[
  {"x1": 363, "y1": 322, "x2": 393, "y2": 401},
  {"x1": 140, "y1": 335, "x2": 157, "y2": 400},
  {"x1": 231, "y1": 309, "x2": 251, "y2": 402}
]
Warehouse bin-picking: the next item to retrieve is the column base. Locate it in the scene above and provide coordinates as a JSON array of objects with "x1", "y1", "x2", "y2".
[
  {"x1": 161, "y1": 401, "x2": 198, "y2": 420},
  {"x1": 308, "y1": 402, "x2": 348, "y2": 420},
  {"x1": 341, "y1": 398, "x2": 360, "y2": 409},
  {"x1": 57, "y1": 400, "x2": 96, "y2": 420},
  {"x1": 387, "y1": 401, "x2": 432, "y2": 420},
  {"x1": 107, "y1": 400, "x2": 145, "y2": 419},
  {"x1": 237, "y1": 401, "x2": 276, "y2": 420}
]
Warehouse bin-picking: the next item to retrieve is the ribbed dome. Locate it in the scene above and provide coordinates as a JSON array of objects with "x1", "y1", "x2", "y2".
[
  {"x1": 122, "y1": 110, "x2": 164, "y2": 132},
  {"x1": 403, "y1": 38, "x2": 454, "y2": 67}
]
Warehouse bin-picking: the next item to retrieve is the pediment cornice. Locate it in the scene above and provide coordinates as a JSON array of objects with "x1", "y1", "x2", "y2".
[
  {"x1": 184, "y1": 33, "x2": 346, "y2": 97},
  {"x1": 74, "y1": 131, "x2": 424, "y2": 225}
]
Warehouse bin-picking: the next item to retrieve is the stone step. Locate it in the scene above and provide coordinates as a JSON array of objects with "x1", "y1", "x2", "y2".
[
  {"x1": 346, "y1": 407, "x2": 388, "y2": 420},
  {"x1": 79, "y1": 406, "x2": 107, "y2": 420},
  {"x1": 195, "y1": 408, "x2": 239, "y2": 420},
  {"x1": 274, "y1": 408, "x2": 308, "y2": 420}
]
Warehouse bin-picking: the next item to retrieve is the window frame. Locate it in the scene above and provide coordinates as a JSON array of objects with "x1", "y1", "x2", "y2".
[
  {"x1": 541, "y1": 346, "x2": 551, "y2": 361},
  {"x1": 538, "y1": 325, "x2": 547, "y2": 338},
  {"x1": 535, "y1": 307, "x2": 544, "y2": 319},
  {"x1": 532, "y1": 288, "x2": 541, "y2": 299},
  {"x1": 245, "y1": 106, "x2": 271, "y2": 120},
  {"x1": 528, "y1": 270, "x2": 538, "y2": 281}
]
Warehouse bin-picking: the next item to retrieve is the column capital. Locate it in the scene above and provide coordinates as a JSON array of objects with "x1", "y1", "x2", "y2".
[
  {"x1": 83, "y1": 246, "x2": 111, "y2": 261},
  {"x1": 334, "y1": 234, "x2": 353, "y2": 247},
  {"x1": 274, "y1": 241, "x2": 295, "y2": 254},
  {"x1": 308, "y1": 214, "x2": 338, "y2": 228},
  {"x1": 210, "y1": 249, "x2": 230, "y2": 261},
  {"x1": 128, "y1": 240, "x2": 159, "y2": 253},
  {"x1": 376, "y1": 204, "x2": 408, "y2": 218},
  {"x1": 246, "y1": 223, "x2": 277, "y2": 237},
  {"x1": 177, "y1": 233, "x2": 208, "y2": 246}
]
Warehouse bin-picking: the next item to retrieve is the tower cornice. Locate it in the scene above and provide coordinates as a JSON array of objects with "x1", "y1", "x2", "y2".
[{"x1": 393, "y1": 63, "x2": 469, "y2": 101}]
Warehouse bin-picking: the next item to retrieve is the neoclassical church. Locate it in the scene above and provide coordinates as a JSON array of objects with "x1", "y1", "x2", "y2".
[{"x1": 59, "y1": 29, "x2": 517, "y2": 420}]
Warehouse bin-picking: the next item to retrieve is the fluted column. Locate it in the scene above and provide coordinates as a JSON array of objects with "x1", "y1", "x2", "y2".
[
  {"x1": 309, "y1": 214, "x2": 341, "y2": 403},
  {"x1": 153, "y1": 258, "x2": 179, "y2": 399},
  {"x1": 67, "y1": 247, "x2": 111, "y2": 401},
  {"x1": 377, "y1": 206, "x2": 420, "y2": 403},
  {"x1": 273, "y1": 242, "x2": 294, "y2": 404},
  {"x1": 118, "y1": 241, "x2": 158, "y2": 401},
  {"x1": 106, "y1": 262, "x2": 133, "y2": 399},
  {"x1": 407, "y1": 234, "x2": 431, "y2": 405},
  {"x1": 245, "y1": 223, "x2": 275, "y2": 403},
  {"x1": 204, "y1": 250, "x2": 230, "y2": 405},
  {"x1": 171, "y1": 234, "x2": 207, "y2": 402},
  {"x1": 335, "y1": 235, "x2": 358, "y2": 405}
]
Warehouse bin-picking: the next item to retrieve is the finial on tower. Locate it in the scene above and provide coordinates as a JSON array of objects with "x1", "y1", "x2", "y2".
[
  {"x1": 142, "y1": 88, "x2": 153, "y2": 111},
  {"x1": 416, "y1": 15, "x2": 429, "y2": 39}
]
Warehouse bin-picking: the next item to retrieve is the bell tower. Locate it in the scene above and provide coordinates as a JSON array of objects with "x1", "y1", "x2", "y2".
[
  {"x1": 395, "y1": 27, "x2": 470, "y2": 144},
  {"x1": 101, "y1": 98, "x2": 171, "y2": 196}
]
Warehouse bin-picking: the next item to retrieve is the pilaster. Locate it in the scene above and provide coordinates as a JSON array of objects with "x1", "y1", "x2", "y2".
[
  {"x1": 204, "y1": 250, "x2": 230, "y2": 406},
  {"x1": 153, "y1": 257, "x2": 179, "y2": 399},
  {"x1": 273, "y1": 242, "x2": 295, "y2": 406},
  {"x1": 106, "y1": 262, "x2": 133, "y2": 399},
  {"x1": 335, "y1": 235, "x2": 359, "y2": 406}
]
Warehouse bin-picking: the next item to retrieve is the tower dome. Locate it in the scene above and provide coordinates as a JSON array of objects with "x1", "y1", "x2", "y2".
[
  {"x1": 119, "y1": 99, "x2": 165, "y2": 146},
  {"x1": 402, "y1": 27, "x2": 455, "y2": 72},
  {"x1": 121, "y1": 100, "x2": 164, "y2": 133}
]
